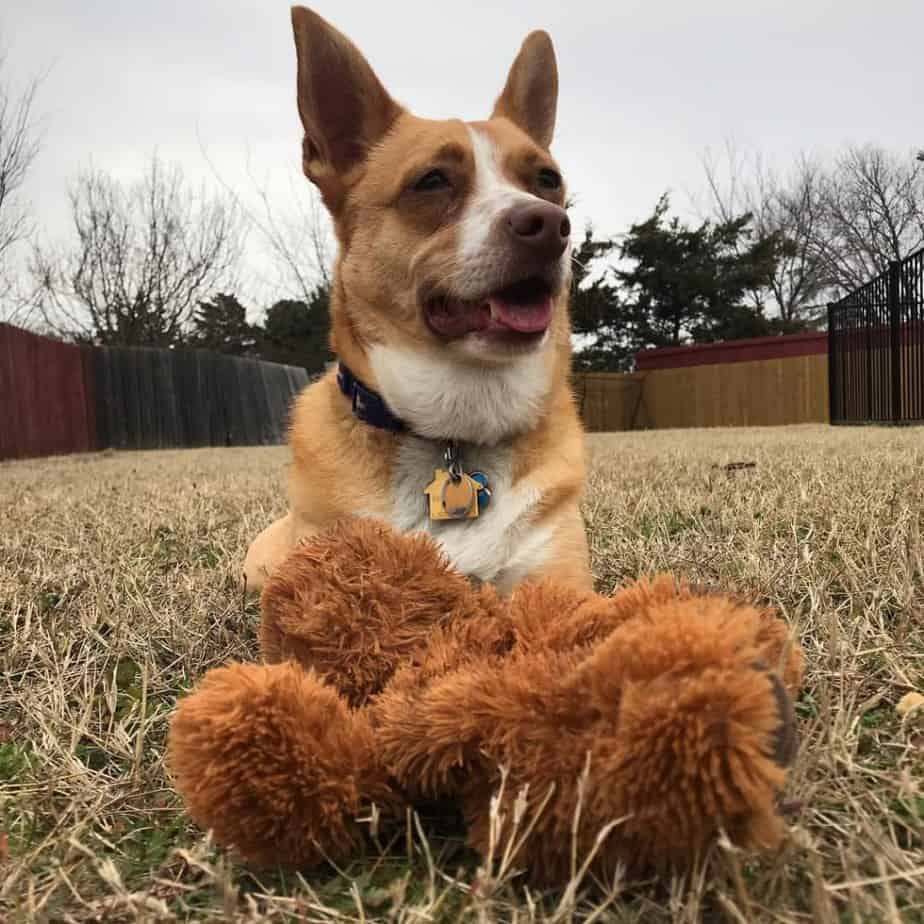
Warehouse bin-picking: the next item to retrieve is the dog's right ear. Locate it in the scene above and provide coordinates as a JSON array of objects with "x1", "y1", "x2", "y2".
[{"x1": 291, "y1": 7, "x2": 401, "y2": 190}]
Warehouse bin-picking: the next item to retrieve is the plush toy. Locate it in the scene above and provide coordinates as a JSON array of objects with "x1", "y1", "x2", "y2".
[{"x1": 168, "y1": 519, "x2": 802, "y2": 884}]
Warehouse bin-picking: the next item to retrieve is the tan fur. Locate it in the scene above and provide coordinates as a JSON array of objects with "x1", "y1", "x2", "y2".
[
  {"x1": 170, "y1": 520, "x2": 804, "y2": 884},
  {"x1": 244, "y1": 8, "x2": 590, "y2": 594}
]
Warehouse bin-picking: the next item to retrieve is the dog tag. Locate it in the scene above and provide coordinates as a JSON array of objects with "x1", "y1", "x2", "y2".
[
  {"x1": 442, "y1": 474, "x2": 477, "y2": 518},
  {"x1": 424, "y1": 469, "x2": 480, "y2": 521}
]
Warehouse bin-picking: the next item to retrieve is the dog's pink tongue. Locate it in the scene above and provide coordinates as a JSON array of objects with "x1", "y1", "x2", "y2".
[
  {"x1": 488, "y1": 292, "x2": 553, "y2": 333},
  {"x1": 426, "y1": 300, "x2": 491, "y2": 337}
]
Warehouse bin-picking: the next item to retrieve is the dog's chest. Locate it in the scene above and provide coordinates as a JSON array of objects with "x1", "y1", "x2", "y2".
[{"x1": 383, "y1": 437, "x2": 551, "y2": 592}]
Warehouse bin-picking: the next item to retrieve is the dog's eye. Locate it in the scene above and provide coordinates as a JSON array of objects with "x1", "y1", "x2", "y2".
[
  {"x1": 537, "y1": 168, "x2": 562, "y2": 190},
  {"x1": 413, "y1": 169, "x2": 450, "y2": 192}
]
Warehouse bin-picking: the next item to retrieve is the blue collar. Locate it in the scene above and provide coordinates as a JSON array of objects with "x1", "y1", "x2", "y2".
[{"x1": 336, "y1": 363, "x2": 408, "y2": 434}]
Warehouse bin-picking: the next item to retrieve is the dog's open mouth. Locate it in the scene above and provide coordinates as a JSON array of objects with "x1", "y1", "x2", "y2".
[{"x1": 425, "y1": 276, "x2": 555, "y2": 340}]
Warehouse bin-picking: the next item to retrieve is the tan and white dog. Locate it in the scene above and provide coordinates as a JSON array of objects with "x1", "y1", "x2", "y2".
[{"x1": 244, "y1": 6, "x2": 592, "y2": 595}]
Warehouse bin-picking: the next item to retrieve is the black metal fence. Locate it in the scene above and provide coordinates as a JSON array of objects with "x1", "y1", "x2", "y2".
[{"x1": 828, "y1": 247, "x2": 924, "y2": 424}]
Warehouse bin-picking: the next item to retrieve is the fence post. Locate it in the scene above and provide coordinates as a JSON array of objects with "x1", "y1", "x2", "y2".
[
  {"x1": 888, "y1": 260, "x2": 901, "y2": 424},
  {"x1": 826, "y1": 302, "x2": 837, "y2": 424}
]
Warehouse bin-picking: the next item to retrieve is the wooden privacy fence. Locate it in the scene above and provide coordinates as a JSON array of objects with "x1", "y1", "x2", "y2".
[
  {"x1": 3, "y1": 324, "x2": 836, "y2": 456},
  {"x1": 91, "y1": 347, "x2": 308, "y2": 450},
  {"x1": 575, "y1": 332, "x2": 830, "y2": 431},
  {"x1": 0, "y1": 324, "x2": 309, "y2": 461},
  {"x1": 0, "y1": 323, "x2": 96, "y2": 461}
]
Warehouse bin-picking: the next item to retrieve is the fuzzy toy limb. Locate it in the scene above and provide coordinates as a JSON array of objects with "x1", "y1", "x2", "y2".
[
  {"x1": 374, "y1": 575, "x2": 673, "y2": 728},
  {"x1": 686, "y1": 581, "x2": 805, "y2": 697},
  {"x1": 377, "y1": 584, "x2": 802, "y2": 883},
  {"x1": 167, "y1": 661, "x2": 401, "y2": 869},
  {"x1": 574, "y1": 593, "x2": 801, "y2": 870},
  {"x1": 505, "y1": 574, "x2": 697, "y2": 652},
  {"x1": 260, "y1": 518, "x2": 503, "y2": 705}
]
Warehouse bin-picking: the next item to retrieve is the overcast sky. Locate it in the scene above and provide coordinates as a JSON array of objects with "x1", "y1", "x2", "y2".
[{"x1": 4, "y1": 0, "x2": 923, "y2": 310}]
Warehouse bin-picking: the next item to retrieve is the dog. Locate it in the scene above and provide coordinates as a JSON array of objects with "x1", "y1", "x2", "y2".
[{"x1": 244, "y1": 6, "x2": 592, "y2": 595}]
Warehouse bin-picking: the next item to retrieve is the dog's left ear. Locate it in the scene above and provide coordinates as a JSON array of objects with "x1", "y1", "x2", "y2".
[{"x1": 491, "y1": 31, "x2": 558, "y2": 150}]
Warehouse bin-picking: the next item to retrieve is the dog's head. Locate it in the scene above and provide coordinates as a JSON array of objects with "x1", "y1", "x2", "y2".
[{"x1": 291, "y1": 7, "x2": 571, "y2": 374}]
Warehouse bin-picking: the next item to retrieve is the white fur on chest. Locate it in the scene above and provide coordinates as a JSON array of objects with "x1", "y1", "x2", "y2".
[
  {"x1": 368, "y1": 345, "x2": 550, "y2": 446},
  {"x1": 384, "y1": 437, "x2": 552, "y2": 593}
]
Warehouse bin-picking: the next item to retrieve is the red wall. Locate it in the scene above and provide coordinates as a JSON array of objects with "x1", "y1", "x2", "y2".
[{"x1": 0, "y1": 323, "x2": 97, "y2": 461}]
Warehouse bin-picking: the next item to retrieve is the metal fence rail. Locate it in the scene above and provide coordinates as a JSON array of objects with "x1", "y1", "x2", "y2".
[{"x1": 828, "y1": 247, "x2": 924, "y2": 424}]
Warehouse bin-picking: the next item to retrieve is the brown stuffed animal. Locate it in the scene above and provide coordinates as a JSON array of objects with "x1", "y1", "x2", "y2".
[{"x1": 168, "y1": 519, "x2": 802, "y2": 884}]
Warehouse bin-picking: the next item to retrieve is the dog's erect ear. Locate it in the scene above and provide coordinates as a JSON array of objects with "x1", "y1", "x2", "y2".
[
  {"x1": 491, "y1": 31, "x2": 558, "y2": 150},
  {"x1": 291, "y1": 7, "x2": 401, "y2": 180}
]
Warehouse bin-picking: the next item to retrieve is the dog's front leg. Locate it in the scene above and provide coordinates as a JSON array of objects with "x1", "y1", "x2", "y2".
[{"x1": 243, "y1": 511, "x2": 317, "y2": 593}]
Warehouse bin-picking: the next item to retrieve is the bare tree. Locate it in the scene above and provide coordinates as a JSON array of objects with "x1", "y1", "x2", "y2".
[
  {"x1": 809, "y1": 144, "x2": 924, "y2": 293},
  {"x1": 0, "y1": 53, "x2": 42, "y2": 323},
  {"x1": 198, "y1": 139, "x2": 334, "y2": 307},
  {"x1": 34, "y1": 157, "x2": 245, "y2": 346},
  {"x1": 250, "y1": 167, "x2": 333, "y2": 304},
  {"x1": 701, "y1": 142, "x2": 924, "y2": 310},
  {"x1": 764, "y1": 156, "x2": 830, "y2": 322},
  {"x1": 700, "y1": 143, "x2": 828, "y2": 325}
]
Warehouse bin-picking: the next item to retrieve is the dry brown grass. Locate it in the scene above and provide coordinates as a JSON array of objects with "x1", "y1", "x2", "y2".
[{"x1": 1, "y1": 426, "x2": 923, "y2": 922}]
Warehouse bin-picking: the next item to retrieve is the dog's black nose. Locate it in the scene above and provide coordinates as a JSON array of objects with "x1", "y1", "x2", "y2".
[{"x1": 505, "y1": 201, "x2": 570, "y2": 261}]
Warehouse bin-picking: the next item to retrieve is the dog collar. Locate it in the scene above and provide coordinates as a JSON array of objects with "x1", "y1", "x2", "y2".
[
  {"x1": 335, "y1": 362, "x2": 492, "y2": 516},
  {"x1": 336, "y1": 363, "x2": 408, "y2": 434}
]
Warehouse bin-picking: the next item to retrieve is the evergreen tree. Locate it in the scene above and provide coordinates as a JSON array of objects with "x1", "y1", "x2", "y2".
[
  {"x1": 189, "y1": 292, "x2": 258, "y2": 354},
  {"x1": 569, "y1": 227, "x2": 631, "y2": 371},
  {"x1": 259, "y1": 284, "x2": 332, "y2": 375},
  {"x1": 615, "y1": 195, "x2": 782, "y2": 352}
]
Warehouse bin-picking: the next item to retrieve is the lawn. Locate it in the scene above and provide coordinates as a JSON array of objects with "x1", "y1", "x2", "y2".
[{"x1": 1, "y1": 426, "x2": 923, "y2": 922}]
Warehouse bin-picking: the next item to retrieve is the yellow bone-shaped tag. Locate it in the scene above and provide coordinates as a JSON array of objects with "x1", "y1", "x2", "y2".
[{"x1": 424, "y1": 469, "x2": 480, "y2": 521}]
